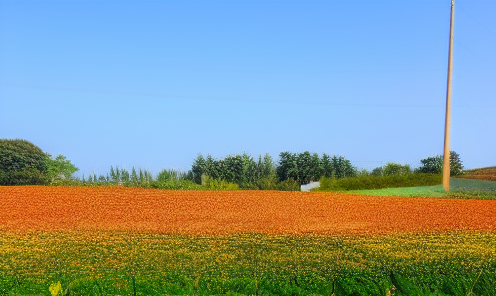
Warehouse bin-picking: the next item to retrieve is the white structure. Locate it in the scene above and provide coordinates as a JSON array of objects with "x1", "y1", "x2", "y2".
[{"x1": 300, "y1": 181, "x2": 320, "y2": 192}]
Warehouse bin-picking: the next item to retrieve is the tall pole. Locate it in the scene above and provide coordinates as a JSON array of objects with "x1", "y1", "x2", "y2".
[{"x1": 443, "y1": 0, "x2": 455, "y2": 191}]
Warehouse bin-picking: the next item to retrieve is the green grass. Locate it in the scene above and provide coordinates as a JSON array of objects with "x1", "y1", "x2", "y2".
[
  {"x1": 346, "y1": 178, "x2": 496, "y2": 199},
  {"x1": 1, "y1": 230, "x2": 495, "y2": 295}
]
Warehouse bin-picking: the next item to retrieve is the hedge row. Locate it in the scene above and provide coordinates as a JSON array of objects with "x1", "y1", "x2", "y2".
[{"x1": 317, "y1": 174, "x2": 443, "y2": 191}]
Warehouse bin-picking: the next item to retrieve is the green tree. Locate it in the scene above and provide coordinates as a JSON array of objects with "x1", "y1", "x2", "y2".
[
  {"x1": 415, "y1": 151, "x2": 463, "y2": 176},
  {"x1": 320, "y1": 153, "x2": 334, "y2": 178},
  {"x1": 241, "y1": 153, "x2": 258, "y2": 185},
  {"x1": 110, "y1": 165, "x2": 117, "y2": 182},
  {"x1": 416, "y1": 156, "x2": 442, "y2": 174},
  {"x1": 46, "y1": 154, "x2": 79, "y2": 182},
  {"x1": 383, "y1": 163, "x2": 411, "y2": 176},
  {"x1": 296, "y1": 151, "x2": 313, "y2": 184},
  {"x1": 191, "y1": 154, "x2": 206, "y2": 184},
  {"x1": 261, "y1": 153, "x2": 275, "y2": 178},
  {"x1": 120, "y1": 168, "x2": 130, "y2": 182},
  {"x1": 310, "y1": 152, "x2": 322, "y2": 182},
  {"x1": 131, "y1": 166, "x2": 138, "y2": 183},
  {"x1": 449, "y1": 151, "x2": 464, "y2": 176},
  {"x1": 222, "y1": 154, "x2": 244, "y2": 184},
  {"x1": 277, "y1": 151, "x2": 299, "y2": 182},
  {"x1": 333, "y1": 155, "x2": 356, "y2": 179},
  {"x1": 371, "y1": 166, "x2": 383, "y2": 176},
  {"x1": 156, "y1": 168, "x2": 171, "y2": 182},
  {"x1": 0, "y1": 139, "x2": 50, "y2": 185}
]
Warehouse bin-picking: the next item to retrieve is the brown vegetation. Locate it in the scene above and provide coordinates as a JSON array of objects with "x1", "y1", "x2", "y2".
[
  {"x1": 459, "y1": 166, "x2": 496, "y2": 181},
  {"x1": 1, "y1": 186, "x2": 495, "y2": 235}
]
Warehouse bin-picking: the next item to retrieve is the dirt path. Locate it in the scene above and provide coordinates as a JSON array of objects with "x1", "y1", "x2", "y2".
[{"x1": 1, "y1": 186, "x2": 495, "y2": 235}]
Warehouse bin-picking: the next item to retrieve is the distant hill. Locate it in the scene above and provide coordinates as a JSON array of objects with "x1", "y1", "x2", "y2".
[{"x1": 457, "y1": 166, "x2": 496, "y2": 182}]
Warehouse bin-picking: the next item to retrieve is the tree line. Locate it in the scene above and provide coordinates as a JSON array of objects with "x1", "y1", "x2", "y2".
[{"x1": 1, "y1": 138, "x2": 464, "y2": 188}]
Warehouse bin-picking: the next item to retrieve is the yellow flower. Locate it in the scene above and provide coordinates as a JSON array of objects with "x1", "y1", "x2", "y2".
[{"x1": 49, "y1": 281, "x2": 62, "y2": 296}]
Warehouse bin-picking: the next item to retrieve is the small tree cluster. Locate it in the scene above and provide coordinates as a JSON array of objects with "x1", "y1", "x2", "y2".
[
  {"x1": 0, "y1": 139, "x2": 78, "y2": 185},
  {"x1": 277, "y1": 152, "x2": 356, "y2": 185},
  {"x1": 415, "y1": 151, "x2": 463, "y2": 176},
  {"x1": 370, "y1": 163, "x2": 412, "y2": 177},
  {"x1": 191, "y1": 153, "x2": 278, "y2": 189}
]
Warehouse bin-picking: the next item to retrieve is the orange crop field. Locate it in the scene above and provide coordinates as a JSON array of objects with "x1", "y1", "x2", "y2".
[{"x1": 1, "y1": 186, "x2": 495, "y2": 235}]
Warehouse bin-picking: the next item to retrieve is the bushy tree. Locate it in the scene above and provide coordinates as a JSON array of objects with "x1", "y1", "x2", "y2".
[
  {"x1": 383, "y1": 163, "x2": 412, "y2": 176},
  {"x1": 191, "y1": 154, "x2": 206, "y2": 184},
  {"x1": 156, "y1": 168, "x2": 171, "y2": 182},
  {"x1": 310, "y1": 152, "x2": 322, "y2": 181},
  {"x1": 371, "y1": 166, "x2": 383, "y2": 176},
  {"x1": 46, "y1": 154, "x2": 79, "y2": 183},
  {"x1": 0, "y1": 139, "x2": 50, "y2": 185},
  {"x1": 110, "y1": 165, "x2": 117, "y2": 182},
  {"x1": 261, "y1": 153, "x2": 275, "y2": 178},
  {"x1": 277, "y1": 151, "x2": 356, "y2": 184},
  {"x1": 296, "y1": 151, "x2": 313, "y2": 184},
  {"x1": 320, "y1": 153, "x2": 334, "y2": 178},
  {"x1": 449, "y1": 151, "x2": 464, "y2": 176},
  {"x1": 222, "y1": 155, "x2": 244, "y2": 184},
  {"x1": 333, "y1": 155, "x2": 357, "y2": 179},
  {"x1": 131, "y1": 167, "x2": 138, "y2": 183},
  {"x1": 242, "y1": 153, "x2": 258, "y2": 185},
  {"x1": 416, "y1": 151, "x2": 463, "y2": 176}
]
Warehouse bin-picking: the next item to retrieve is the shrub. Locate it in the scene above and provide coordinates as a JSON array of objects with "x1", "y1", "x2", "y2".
[
  {"x1": 256, "y1": 174, "x2": 279, "y2": 190},
  {"x1": 276, "y1": 178, "x2": 300, "y2": 191},
  {"x1": 149, "y1": 180, "x2": 203, "y2": 190},
  {"x1": 383, "y1": 163, "x2": 412, "y2": 176},
  {"x1": 0, "y1": 139, "x2": 50, "y2": 185},
  {"x1": 201, "y1": 174, "x2": 239, "y2": 190}
]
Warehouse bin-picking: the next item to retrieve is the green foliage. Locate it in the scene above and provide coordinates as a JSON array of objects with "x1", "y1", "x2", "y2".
[
  {"x1": 318, "y1": 174, "x2": 442, "y2": 191},
  {"x1": 332, "y1": 155, "x2": 357, "y2": 179},
  {"x1": 449, "y1": 151, "x2": 464, "y2": 176},
  {"x1": 156, "y1": 168, "x2": 170, "y2": 182},
  {"x1": 191, "y1": 154, "x2": 206, "y2": 184},
  {"x1": 149, "y1": 180, "x2": 203, "y2": 190},
  {"x1": 416, "y1": 156, "x2": 443, "y2": 174},
  {"x1": 222, "y1": 155, "x2": 244, "y2": 184},
  {"x1": 201, "y1": 174, "x2": 239, "y2": 190},
  {"x1": 2, "y1": 232, "x2": 495, "y2": 295},
  {"x1": 46, "y1": 154, "x2": 79, "y2": 183},
  {"x1": 276, "y1": 178, "x2": 300, "y2": 191},
  {"x1": 131, "y1": 166, "x2": 138, "y2": 184},
  {"x1": 0, "y1": 139, "x2": 50, "y2": 185},
  {"x1": 276, "y1": 151, "x2": 357, "y2": 185},
  {"x1": 371, "y1": 166, "x2": 384, "y2": 176},
  {"x1": 381, "y1": 163, "x2": 412, "y2": 176},
  {"x1": 416, "y1": 151, "x2": 464, "y2": 176}
]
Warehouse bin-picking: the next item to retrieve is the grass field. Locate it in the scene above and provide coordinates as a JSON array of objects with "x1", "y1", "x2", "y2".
[
  {"x1": 347, "y1": 178, "x2": 496, "y2": 199},
  {"x1": 1, "y1": 186, "x2": 495, "y2": 295}
]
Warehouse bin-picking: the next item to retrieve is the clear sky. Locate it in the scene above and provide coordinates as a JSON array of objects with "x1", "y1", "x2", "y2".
[{"x1": 1, "y1": 0, "x2": 495, "y2": 178}]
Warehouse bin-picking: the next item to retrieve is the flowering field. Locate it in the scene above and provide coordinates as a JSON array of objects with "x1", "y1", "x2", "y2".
[
  {"x1": 1, "y1": 186, "x2": 495, "y2": 235},
  {"x1": 1, "y1": 186, "x2": 495, "y2": 295}
]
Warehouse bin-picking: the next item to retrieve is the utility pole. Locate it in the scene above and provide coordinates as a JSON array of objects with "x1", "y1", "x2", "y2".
[{"x1": 443, "y1": 0, "x2": 455, "y2": 191}]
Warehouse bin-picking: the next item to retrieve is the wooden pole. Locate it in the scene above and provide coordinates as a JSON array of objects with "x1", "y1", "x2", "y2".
[{"x1": 443, "y1": 0, "x2": 455, "y2": 191}]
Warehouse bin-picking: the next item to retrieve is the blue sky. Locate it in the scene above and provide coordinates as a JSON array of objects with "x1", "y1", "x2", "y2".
[{"x1": 1, "y1": 0, "x2": 495, "y2": 178}]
